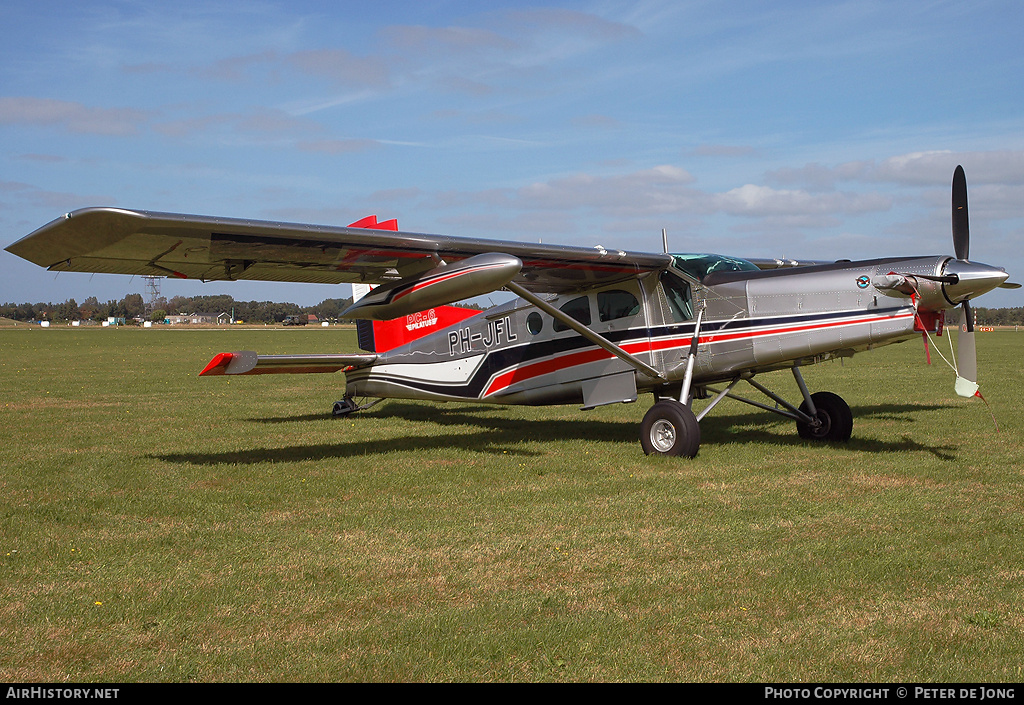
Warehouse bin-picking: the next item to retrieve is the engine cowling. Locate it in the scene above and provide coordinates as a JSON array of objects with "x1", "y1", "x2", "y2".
[{"x1": 871, "y1": 256, "x2": 1010, "y2": 312}]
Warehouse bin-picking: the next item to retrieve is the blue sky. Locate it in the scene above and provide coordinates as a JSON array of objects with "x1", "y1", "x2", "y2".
[{"x1": 2, "y1": 0, "x2": 1023, "y2": 307}]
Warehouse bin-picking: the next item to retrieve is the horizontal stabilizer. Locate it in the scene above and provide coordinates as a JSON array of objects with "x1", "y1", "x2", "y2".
[{"x1": 200, "y1": 351, "x2": 376, "y2": 376}]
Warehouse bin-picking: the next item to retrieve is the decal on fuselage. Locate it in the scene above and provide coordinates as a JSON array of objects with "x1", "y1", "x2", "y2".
[
  {"x1": 406, "y1": 309, "x2": 438, "y2": 331},
  {"x1": 448, "y1": 316, "x2": 518, "y2": 355}
]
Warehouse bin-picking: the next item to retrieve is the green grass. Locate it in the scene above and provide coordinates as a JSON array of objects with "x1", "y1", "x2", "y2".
[{"x1": 1, "y1": 326, "x2": 1022, "y2": 682}]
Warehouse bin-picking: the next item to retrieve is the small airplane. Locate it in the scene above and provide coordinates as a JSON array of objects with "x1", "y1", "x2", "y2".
[{"x1": 6, "y1": 166, "x2": 1018, "y2": 457}]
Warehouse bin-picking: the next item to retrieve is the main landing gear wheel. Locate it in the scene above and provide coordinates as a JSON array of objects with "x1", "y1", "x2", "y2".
[
  {"x1": 796, "y1": 391, "x2": 853, "y2": 442},
  {"x1": 640, "y1": 400, "x2": 701, "y2": 458}
]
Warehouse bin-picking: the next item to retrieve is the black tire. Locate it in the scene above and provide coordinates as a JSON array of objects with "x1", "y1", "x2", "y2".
[
  {"x1": 640, "y1": 400, "x2": 701, "y2": 457},
  {"x1": 332, "y1": 398, "x2": 359, "y2": 417},
  {"x1": 796, "y1": 391, "x2": 853, "y2": 442}
]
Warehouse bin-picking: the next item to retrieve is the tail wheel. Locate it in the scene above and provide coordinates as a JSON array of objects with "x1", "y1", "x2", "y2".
[
  {"x1": 332, "y1": 397, "x2": 360, "y2": 417},
  {"x1": 640, "y1": 400, "x2": 701, "y2": 457},
  {"x1": 796, "y1": 391, "x2": 853, "y2": 442}
]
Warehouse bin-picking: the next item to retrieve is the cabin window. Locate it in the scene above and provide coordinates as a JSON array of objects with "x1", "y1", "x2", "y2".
[
  {"x1": 527, "y1": 312, "x2": 543, "y2": 334},
  {"x1": 660, "y1": 271, "x2": 693, "y2": 322},
  {"x1": 553, "y1": 295, "x2": 592, "y2": 332},
  {"x1": 598, "y1": 289, "x2": 640, "y2": 322}
]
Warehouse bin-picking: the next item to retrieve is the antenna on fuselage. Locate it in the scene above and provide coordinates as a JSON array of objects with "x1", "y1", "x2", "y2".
[{"x1": 662, "y1": 228, "x2": 669, "y2": 254}]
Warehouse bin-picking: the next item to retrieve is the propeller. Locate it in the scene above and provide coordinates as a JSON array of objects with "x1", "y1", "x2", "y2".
[
  {"x1": 950, "y1": 166, "x2": 980, "y2": 398},
  {"x1": 887, "y1": 166, "x2": 1014, "y2": 403}
]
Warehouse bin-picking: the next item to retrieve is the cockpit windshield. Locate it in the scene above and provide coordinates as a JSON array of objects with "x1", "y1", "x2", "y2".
[{"x1": 671, "y1": 254, "x2": 760, "y2": 281}]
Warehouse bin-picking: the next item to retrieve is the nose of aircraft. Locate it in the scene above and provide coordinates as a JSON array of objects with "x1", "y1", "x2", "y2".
[{"x1": 941, "y1": 259, "x2": 1011, "y2": 305}]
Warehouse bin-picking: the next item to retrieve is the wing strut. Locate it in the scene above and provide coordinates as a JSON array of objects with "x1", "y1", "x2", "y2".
[
  {"x1": 504, "y1": 281, "x2": 667, "y2": 381},
  {"x1": 678, "y1": 302, "x2": 705, "y2": 404}
]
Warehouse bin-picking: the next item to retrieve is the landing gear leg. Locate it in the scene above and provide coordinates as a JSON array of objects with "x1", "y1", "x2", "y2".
[
  {"x1": 791, "y1": 367, "x2": 852, "y2": 442},
  {"x1": 696, "y1": 367, "x2": 854, "y2": 446}
]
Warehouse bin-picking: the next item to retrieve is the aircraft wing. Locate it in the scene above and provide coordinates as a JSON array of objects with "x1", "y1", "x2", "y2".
[{"x1": 6, "y1": 207, "x2": 672, "y2": 295}]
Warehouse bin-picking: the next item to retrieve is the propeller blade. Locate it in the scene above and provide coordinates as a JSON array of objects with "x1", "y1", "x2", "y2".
[
  {"x1": 954, "y1": 300, "x2": 978, "y2": 398},
  {"x1": 952, "y1": 165, "x2": 970, "y2": 260}
]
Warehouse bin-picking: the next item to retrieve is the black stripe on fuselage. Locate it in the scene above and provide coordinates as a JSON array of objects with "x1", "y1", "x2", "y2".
[{"x1": 354, "y1": 305, "x2": 910, "y2": 399}]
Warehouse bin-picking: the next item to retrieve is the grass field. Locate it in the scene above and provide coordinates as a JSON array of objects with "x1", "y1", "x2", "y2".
[{"x1": 1, "y1": 325, "x2": 1022, "y2": 682}]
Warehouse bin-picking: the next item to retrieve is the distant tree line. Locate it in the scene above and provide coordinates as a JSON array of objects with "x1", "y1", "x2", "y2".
[
  {"x1": 4, "y1": 293, "x2": 1016, "y2": 325},
  {"x1": 971, "y1": 307, "x2": 1024, "y2": 327},
  {"x1": 0, "y1": 293, "x2": 355, "y2": 324}
]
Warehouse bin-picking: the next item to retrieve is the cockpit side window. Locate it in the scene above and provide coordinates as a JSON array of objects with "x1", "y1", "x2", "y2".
[
  {"x1": 659, "y1": 271, "x2": 693, "y2": 322},
  {"x1": 553, "y1": 295, "x2": 592, "y2": 332},
  {"x1": 597, "y1": 289, "x2": 640, "y2": 323}
]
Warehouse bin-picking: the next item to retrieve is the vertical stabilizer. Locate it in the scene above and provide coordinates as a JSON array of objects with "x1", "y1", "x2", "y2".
[
  {"x1": 368, "y1": 306, "x2": 481, "y2": 352},
  {"x1": 349, "y1": 217, "x2": 391, "y2": 352},
  {"x1": 347, "y1": 216, "x2": 480, "y2": 353}
]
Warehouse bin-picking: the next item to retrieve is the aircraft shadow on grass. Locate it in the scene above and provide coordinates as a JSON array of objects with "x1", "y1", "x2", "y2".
[{"x1": 152, "y1": 400, "x2": 959, "y2": 467}]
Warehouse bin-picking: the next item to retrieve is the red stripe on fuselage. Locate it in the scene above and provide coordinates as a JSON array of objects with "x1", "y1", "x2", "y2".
[{"x1": 482, "y1": 309, "x2": 914, "y2": 397}]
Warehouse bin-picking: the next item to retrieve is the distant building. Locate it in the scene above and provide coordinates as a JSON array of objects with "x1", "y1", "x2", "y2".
[{"x1": 166, "y1": 312, "x2": 225, "y2": 325}]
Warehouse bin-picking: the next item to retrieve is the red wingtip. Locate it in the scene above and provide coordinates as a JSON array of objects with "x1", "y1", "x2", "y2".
[{"x1": 199, "y1": 352, "x2": 234, "y2": 376}]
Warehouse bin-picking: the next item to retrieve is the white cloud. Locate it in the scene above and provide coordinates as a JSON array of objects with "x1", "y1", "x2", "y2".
[
  {"x1": 0, "y1": 180, "x2": 112, "y2": 210},
  {"x1": 285, "y1": 49, "x2": 391, "y2": 88},
  {"x1": 874, "y1": 151, "x2": 1024, "y2": 185},
  {"x1": 296, "y1": 138, "x2": 379, "y2": 154},
  {"x1": 0, "y1": 97, "x2": 151, "y2": 136},
  {"x1": 429, "y1": 165, "x2": 892, "y2": 228},
  {"x1": 768, "y1": 150, "x2": 1024, "y2": 190},
  {"x1": 381, "y1": 25, "x2": 518, "y2": 55},
  {"x1": 511, "y1": 166, "x2": 697, "y2": 215},
  {"x1": 690, "y1": 144, "x2": 759, "y2": 158},
  {"x1": 717, "y1": 184, "x2": 891, "y2": 218}
]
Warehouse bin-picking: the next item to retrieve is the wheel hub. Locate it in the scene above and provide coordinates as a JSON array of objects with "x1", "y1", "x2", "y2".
[
  {"x1": 808, "y1": 410, "x2": 831, "y2": 438},
  {"x1": 650, "y1": 419, "x2": 677, "y2": 452}
]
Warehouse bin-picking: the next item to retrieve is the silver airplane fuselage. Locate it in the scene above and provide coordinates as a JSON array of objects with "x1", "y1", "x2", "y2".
[{"x1": 343, "y1": 252, "x2": 1004, "y2": 410}]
